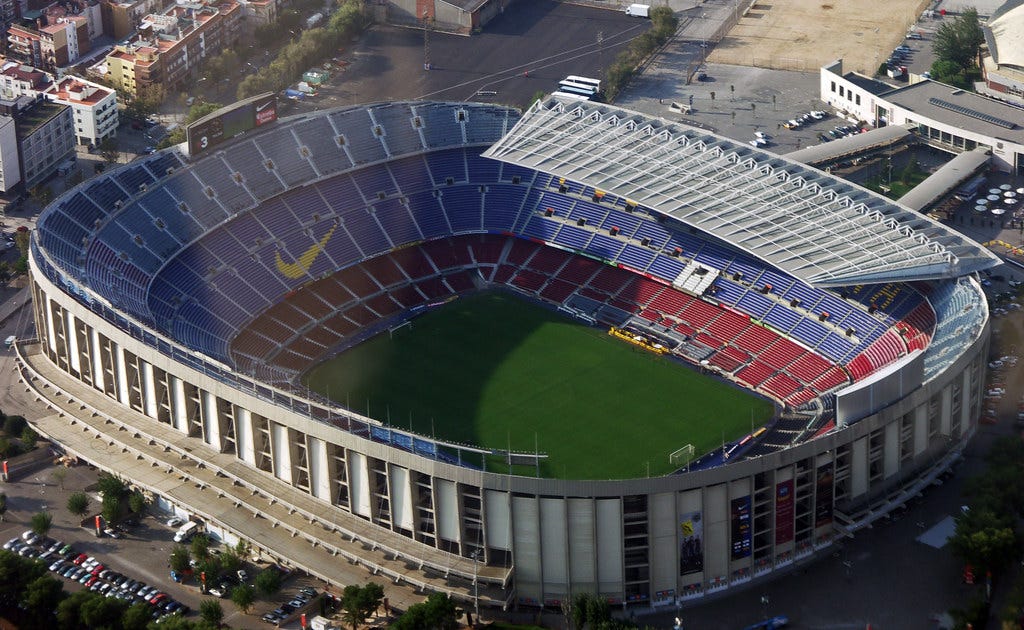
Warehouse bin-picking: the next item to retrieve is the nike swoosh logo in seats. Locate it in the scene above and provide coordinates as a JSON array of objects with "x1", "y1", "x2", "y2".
[{"x1": 275, "y1": 224, "x2": 338, "y2": 279}]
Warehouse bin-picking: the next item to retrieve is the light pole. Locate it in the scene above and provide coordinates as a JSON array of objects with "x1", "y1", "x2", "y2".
[{"x1": 471, "y1": 548, "x2": 481, "y2": 625}]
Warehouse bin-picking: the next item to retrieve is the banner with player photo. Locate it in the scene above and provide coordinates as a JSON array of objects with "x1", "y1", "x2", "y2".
[{"x1": 678, "y1": 510, "x2": 704, "y2": 576}]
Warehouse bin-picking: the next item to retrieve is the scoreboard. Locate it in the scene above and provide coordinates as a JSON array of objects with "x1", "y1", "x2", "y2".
[{"x1": 186, "y1": 93, "x2": 278, "y2": 156}]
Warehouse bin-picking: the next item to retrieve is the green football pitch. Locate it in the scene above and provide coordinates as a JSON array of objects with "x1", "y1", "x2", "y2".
[{"x1": 303, "y1": 292, "x2": 773, "y2": 479}]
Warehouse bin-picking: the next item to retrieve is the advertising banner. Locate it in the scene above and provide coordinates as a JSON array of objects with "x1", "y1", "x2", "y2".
[
  {"x1": 678, "y1": 510, "x2": 704, "y2": 576},
  {"x1": 775, "y1": 479, "x2": 794, "y2": 545},
  {"x1": 730, "y1": 496, "x2": 752, "y2": 560}
]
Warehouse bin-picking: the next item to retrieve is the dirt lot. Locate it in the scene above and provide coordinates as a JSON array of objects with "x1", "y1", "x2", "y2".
[{"x1": 709, "y1": 0, "x2": 932, "y2": 75}]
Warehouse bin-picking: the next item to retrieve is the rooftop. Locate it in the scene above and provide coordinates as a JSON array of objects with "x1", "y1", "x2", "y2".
[
  {"x1": 897, "y1": 146, "x2": 991, "y2": 212},
  {"x1": 483, "y1": 97, "x2": 1000, "y2": 286},
  {"x1": 882, "y1": 80, "x2": 1024, "y2": 145},
  {"x1": 843, "y1": 72, "x2": 896, "y2": 96},
  {"x1": 986, "y1": 0, "x2": 1024, "y2": 69},
  {"x1": 785, "y1": 125, "x2": 911, "y2": 166},
  {"x1": 10, "y1": 98, "x2": 68, "y2": 139},
  {"x1": 48, "y1": 77, "x2": 113, "y2": 105}
]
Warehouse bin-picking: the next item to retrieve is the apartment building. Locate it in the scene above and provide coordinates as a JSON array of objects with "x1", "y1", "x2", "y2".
[{"x1": 97, "y1": 0, "x2": 241, "y2": 98}]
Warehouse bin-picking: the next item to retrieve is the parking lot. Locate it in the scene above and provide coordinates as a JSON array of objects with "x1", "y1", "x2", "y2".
[
  {"x1": 282, "y1": 1, "x2": 647, "y2": 114},
  {"x1": 0, "y1": 458, "x2": 340, "y2": 629}
]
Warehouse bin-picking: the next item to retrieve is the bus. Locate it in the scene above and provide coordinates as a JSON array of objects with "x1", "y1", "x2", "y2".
[
  {"x1": 553, "y1": 90, "x2": 591, "y2": 101},
  {"x1": 555, "y1": 84, "x2": 596, "y2": 100},
  {"x1": 565, "y1": 75, "x2": 601, "y2": 92},
  {"x1": 558, "y1": 79, "x2": 598, "y2": 96}
]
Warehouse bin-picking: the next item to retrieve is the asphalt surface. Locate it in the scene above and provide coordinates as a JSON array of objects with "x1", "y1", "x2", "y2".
[{"x1": 285, "y1": 1, "x2": 649, "y2": 113}]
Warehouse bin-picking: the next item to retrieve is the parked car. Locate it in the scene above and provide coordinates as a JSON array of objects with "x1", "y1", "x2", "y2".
[{"x1": 165, "y1": 516, "x2": 184, "y2": 528}]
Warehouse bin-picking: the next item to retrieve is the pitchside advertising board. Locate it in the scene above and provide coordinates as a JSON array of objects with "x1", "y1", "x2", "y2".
[{"x1": 186, "y1": 93, "x2": 278, "y2": 156}]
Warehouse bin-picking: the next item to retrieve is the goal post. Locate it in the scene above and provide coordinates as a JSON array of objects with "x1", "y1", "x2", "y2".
[
  {"x1": 669, "y1": 444, "x2": 695, "y2": 470},
  {"x1": 388, "y1": 320, "x2": 412, "y2": 339}
]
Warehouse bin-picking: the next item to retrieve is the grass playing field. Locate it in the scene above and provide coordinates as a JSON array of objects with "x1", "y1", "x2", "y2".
[{"x1": 303, "y1": 291, "x2": 774, "y2": 479}]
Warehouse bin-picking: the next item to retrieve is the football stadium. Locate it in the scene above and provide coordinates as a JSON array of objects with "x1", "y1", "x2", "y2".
[{"x1": 20, "y1": 97, "x2": 999, "y2": 609}]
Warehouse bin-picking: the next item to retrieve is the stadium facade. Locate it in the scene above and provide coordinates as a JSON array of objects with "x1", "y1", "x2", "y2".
[{"x1": 24, "y1": 98, "x2": 997, "y2": 609}]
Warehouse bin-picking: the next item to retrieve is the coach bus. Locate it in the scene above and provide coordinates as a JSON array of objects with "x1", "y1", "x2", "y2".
[
  {"x1": 556, "y1": 86, "x2": 596, "y2": 101},
  {"x1": 558, "y1": 79, "x2": 598, "y2": 96},
  {"x1": 565, "y1": 75, "x2": 601, "y2": 93},
  {"x1": 553, "y1": 89, "x2": 592, "y2": 101}
]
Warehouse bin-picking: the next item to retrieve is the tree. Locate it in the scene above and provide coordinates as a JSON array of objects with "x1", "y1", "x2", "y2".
[
  {"x1": 219, "y1": 548, "x2": 241, "y2": 574},
  {"x1": 101, "y1": 494, "x2": 120, "y2": 525},
  {"x1": 30, "y1": 511, "x2": 53, "y2": 537},
  {"x1": 199, "y1": 598, "x2": 224, "y2": 626},
  {"x1": 3, "y1": 414, "x2": 26, "y2": 436},
  {"x1": 930, "y1": 59, "x2": 970, "y2": 90},
  {"x1": 169, "y1": 545, "x2": 192, "y2": 573},
  {"x1": 392, "y1": 592, "x2": 459, "y2": 630},
  {"x1": 128, "y1": 490, "x2": 147, "y2": 514},
  {"x1": 28, "y1": 186, "x2": 53, "y2": 209},
  {"x1": 0, "y1": 552, "x2": 46, "y2": 609},
  {"x1": 163, "y1": 102, "x2": 224, "y2": 147},
  {"x1": 122, "y1": 602, "x2": 154, "y2": 630},
  {"x1": 0, "y1": 493, "x2": 6, "y2": 522},
  {"x1": 21, "y1": 574, "x2": 65, "y2": 622},
  {"x1": 254, "y1": 567, "x2": 282, "y2": 597},
  {"x1": 950, "y1": 508, "x2": 1020, "y2": 575},
  {"x1": 126, "y1": 82, "x2": 166, "y2": 119},
  {"x1": 20, "y1": 425, "x2": 37, "y2": 446},
  {"x1": 0, "y1": 436, "x2": 15, "y2": 458},
  {"x1": 79, "y1": 593, "x2": 128, "y2": 628},
  {"x1": 340, "y1": 582, "x2": 385, "y2": 630},
  {"x1": 932, "y1": 8, "x2": 984, "y2": 69},
  {"x1": 51, "y1": 466, "x2": 68, "y2": 492},
  {"x1": 98, "y1": 137, "x2": 120, "y2": 164},
  {"x1": 899, "y1": 155, "x2": 918, "y2": 185},
  {"x1": 56, "y1": 589, "x2": 93, "y2": 628},
  {"x1": 67, "y1": 492, "x2": 90, "y2": 517},
  {"x1": 230, "y1": 584, "x2": 255, "y2": 614},
  {"x1": 97, "y1": 474, "x2": 126, "y2": 499},
  {"x1": 191, "y1": 533, "x2": 211, "y2": 560}
]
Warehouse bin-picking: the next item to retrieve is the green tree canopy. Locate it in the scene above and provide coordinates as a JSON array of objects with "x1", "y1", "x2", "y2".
[
  {"x1": 230, "y1": 583, "x2": 255, "y2": 614},
  {"x1": 340, "y1": 582, "x2": 385, "y2": 630},
  {"x1": 169, "y1": 545, "x2": 192, "y2": 574},
  {"x1": 122, "y1": 601, "x2": 153, "y2": 630},
  {"x1": 30, "y1": 511, "x2": 53, "y2": 537},
  {"x1": 932, "y1": 8, "x2": 983, "y2": 68},
  {"x1": 199, "y1": 598, "x2": 224, "y2": 626},
  {"x1": 254, "y1": 567, "x2": 282, "y2": 597},
  {"x1": 951, "y1": 508, "x2": 1020, "y2": 575},
  {"x1": 190, "y1": 533, "x2": 211, "y2": 561},
  {"x1": 391, "y1": 592, "x2": 459, "y2": 630},
  {"x1": 67, "y1": 492, "x2": 90, "y2": 517},
  {"x1": 21, "y1": 574, "x2": 65, "y2": 622}
]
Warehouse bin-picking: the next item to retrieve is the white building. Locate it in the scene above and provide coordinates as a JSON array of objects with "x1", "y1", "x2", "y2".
[
  {"x1": 0, "y1": 62, "x2": 117, "y2": 147},
  {"x1": 821, "y1": 59, "x2": 1024, "y2": 174},
  {"x1": 0, "y1": 116, "x2": 21, "y2": 192},
  {"x1": 44, "y1": 76, "x2": 117, "y2": 147}
]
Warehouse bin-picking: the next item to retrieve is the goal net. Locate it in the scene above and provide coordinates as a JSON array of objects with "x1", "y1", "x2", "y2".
[{"x1": 669, "y1": 444, "x2": 695, "y2": 469}]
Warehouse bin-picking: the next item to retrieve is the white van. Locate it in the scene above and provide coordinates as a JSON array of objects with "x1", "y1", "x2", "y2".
[
  {"x1": 173, "y1": 521, "x2": 200, "y2": 543},
  {"x1": 4, "y1": 335, "x2": 14, "y2": 349},
  {"x1": 625, "y1": 3, "x2": 650, "y2": 17}
]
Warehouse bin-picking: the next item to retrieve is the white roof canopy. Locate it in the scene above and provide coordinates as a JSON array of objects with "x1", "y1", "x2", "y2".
[{"x1": 483, "y1": 97, "x2": 1000, "y2": 287}]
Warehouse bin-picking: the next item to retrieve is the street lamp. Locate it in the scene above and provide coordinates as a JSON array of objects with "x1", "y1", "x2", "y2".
[{"x1": 471, "y1": 548, "x2": 481, "y2": 625}]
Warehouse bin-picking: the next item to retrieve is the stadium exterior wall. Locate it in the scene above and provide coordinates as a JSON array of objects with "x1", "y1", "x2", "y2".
[{"x1": 27, "y1": 258, "x2": 987, "y2": 608}]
